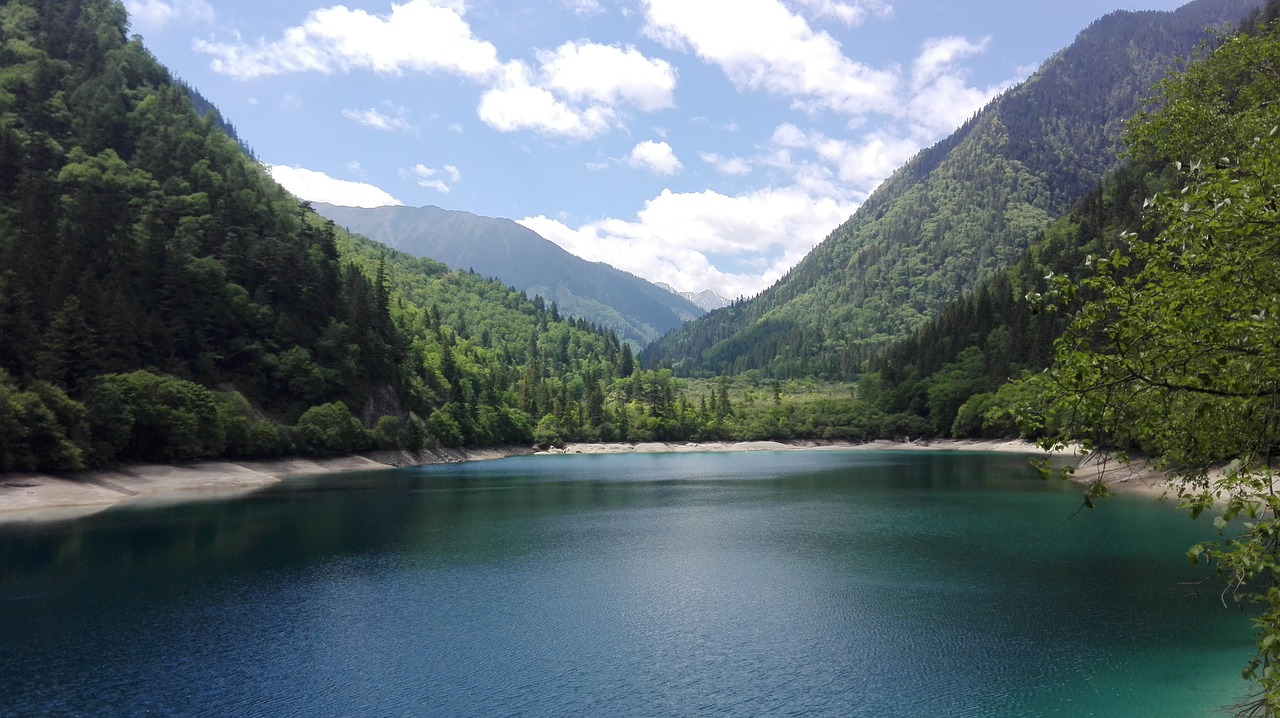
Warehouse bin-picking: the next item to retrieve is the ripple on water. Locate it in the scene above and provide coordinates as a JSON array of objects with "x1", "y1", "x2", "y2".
[{"x1": 0, "y1": 451, "x2": 1254, "y2": 717}]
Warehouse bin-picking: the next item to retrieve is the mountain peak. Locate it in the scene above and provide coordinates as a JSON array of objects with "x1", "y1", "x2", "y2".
[{"x1": 656, "y1": 283, "x2": 732, "y2": 312}]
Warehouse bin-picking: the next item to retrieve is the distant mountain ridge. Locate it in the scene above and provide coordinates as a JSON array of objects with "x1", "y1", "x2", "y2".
[
  {"x1": 655, "y1": 283, "x2": 732, "y2": 311},
  {"x1": 315, "y1": 203, "x2": 703, "y2": 347},
  {"x1": 641, "y1": 0, "x2": 1262, "y2": 378}
]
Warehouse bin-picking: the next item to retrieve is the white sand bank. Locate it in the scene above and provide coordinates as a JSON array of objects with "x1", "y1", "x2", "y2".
[
  {"x1": 3, "y1": 438, "x2": 1162, "y2": 523},
  {"x1": 537, "y1": 438, "x2": 1054, "y2": 456},
  {"x1": 0, "y1": 447, "x2": 533, "y2": 524}
]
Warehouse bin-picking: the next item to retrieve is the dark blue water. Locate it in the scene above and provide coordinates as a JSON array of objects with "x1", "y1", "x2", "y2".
[{"x1": 0, "y1": 451, "x2": 1253, "y2": 717}]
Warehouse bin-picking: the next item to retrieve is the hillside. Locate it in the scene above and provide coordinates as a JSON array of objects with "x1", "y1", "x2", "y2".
[
  {"x1": 0, "y1": 0, "x2": 663, "y2": 469},
  {"x1": 314, "y1": 203, "x2": 704, "y2": 347},
  {"x1": 860, "y1": 0, "x2": 1280, "y2": 440},
  {"x1": 642, "y1": 0, "x2": 1262, "y2": 378},
  {"x1": 0, "y1": 0, "x2": 417, "y2": 461},
  {"x1": 4, "y1": 0, "x2": 875, "y2": 472}
]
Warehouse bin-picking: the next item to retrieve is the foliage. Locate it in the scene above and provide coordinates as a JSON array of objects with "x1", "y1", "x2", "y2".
[
  {"x1": 862, "y1": 157, "x2": 1160, "y2": 437},
  {"x1": 90, "y1": 371, "x2": 224, "y2": 463},
  {"x1": 643, "y1": 0, "x2": 1255, "y2": 378},
  {"x1": 297, "y1": 402, "x2": 368, "y2": 456},
  {"x1": 1027, "y1": 22, "x2": 1280, "y2": 714},
  {"x1": 0, "y1": 0, "x2": 403, "y2": 427},
  {"x1": 315, "y1": 203, "x2": 705, "y2": 347}
]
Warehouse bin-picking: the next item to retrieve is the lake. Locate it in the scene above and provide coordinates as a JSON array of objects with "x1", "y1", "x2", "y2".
[{"x1": 0, "y1": 450, "x2": 1254, "y2": 717}]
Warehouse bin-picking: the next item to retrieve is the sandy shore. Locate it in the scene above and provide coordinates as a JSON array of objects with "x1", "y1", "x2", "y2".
[
  {"x1": 1064, "y1": 451, "x2": 1195, "y2": 502},
  {"x1": 536, "y1": 439, "x2": 1175, "y2": 499},
  {"x1": 536, "y1": 438, "x2": 1052, "y2": 455},
  {"x1": 0, "y1": 438, "x2": 1163, "y2": 523},
  {"x1": 0, "y1": 446, "x2": 533, "y2": 524}
]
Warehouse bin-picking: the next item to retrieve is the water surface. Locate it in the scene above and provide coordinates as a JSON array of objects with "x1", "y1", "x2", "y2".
[{"x1": 0, "y1": 451, "x2": 1253, "y2": 716}]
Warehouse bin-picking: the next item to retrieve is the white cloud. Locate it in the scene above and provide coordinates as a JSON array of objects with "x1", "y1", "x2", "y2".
[
  {"x1": 195, "y1": 0, "x2": 500, "y2": 80},
  {"x1": 537, "y1": 28, "x2": 1019, "y2": 296},
  {"x1": 521, "y1": 184, "x2": 855, "y2": 298},
  {"x1": 907, "y1": 36, "x2": 1015, "y2": 136},
  {"x1": 788, "y1": 0, "x2": 892, "y2": 26},
  {"x1": 700, "y1": 152, "x2": 752, "y2": 176},
  {"x1": 342, "y1": 105, "x2": 412, "y2": 131},
  {"x1": 565, "y1": 0, "x2": 604, "y2": 16},
  {"x1": 642, "y1": 0, "x2": 898, "y2": 116},
  {"x1": 479, "y1": 42, "x2": 675, "y2": 139},
  {"x1": 197, "y1": 1, "x2": 676, "y2": 141},
  {"x1": 767, "y1": 122, "x2": 917, "y2": 190},
  {"x1": 538, "y1": 41, "x2": 677, "y2": 112},
  {"x1": 126, "y1": 0, "x2": 214, "y2": 31},
  {"x1": 478, "y1": 61, "x2": 616, "y2": 139},
  {"x1": 913, "y1": 35, "x2": 987, "y2": 88},
  {"x1": 641, "y1": 0, "x2": 1013, "y2": 142},
  {"x1": 627, "y1": 140, "x2": 683, "y2": 175},
  {"x1": 401, "y1": 163, "x2": 462, "y2": 193},
  {"x1": 269, "y1": 165, "x2": 403, "y2": 208}
]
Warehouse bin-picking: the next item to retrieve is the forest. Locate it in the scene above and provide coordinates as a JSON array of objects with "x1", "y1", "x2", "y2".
[
  {"x1": 3, "y1": 0, "x2": 1280, "y2": 709},
  {"x1": 0, "y1": 0, "x2": 1276, "y2": 492},
  {"x1": 0, "y1": 0, "x2": 909, "y2": 473},
  {"x1": 640, "y1": 0, "x2": 1259, "y2": 379}
]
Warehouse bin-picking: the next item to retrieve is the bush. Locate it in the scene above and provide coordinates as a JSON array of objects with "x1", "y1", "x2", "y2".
[
  {"x1": 533, "y1": 413, "x2": 563, "y2": 449},
  {"x1": 400, "y1": 414, "x2": 428, "y2": 450},
  {"x1": 247, "y1": 420, "x2": 294, "y2": 457},
  {"x1": 296, "y1": 401, "x2": 367, "y2": 456},
  {"x1": 87, "y1": 371, "x2": 224, "y2": 462},
  {"x1": 216, "y1": 391, "x2": 255, "y2": 457},
  {"x1": 0, "y1": 373, "x2": 87, "y2": 471},
  {"x1": 373, "y1": 415, "x2": 401, "y2": 450},
  {"x1": 426, "y1": 409, "x2": 464, "y2": 448}
]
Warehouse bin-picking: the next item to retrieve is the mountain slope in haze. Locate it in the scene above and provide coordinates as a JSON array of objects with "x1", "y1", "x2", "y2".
[
  {"x1": 642, "y1": 0, "x2": 1261, "y2": 378},
  {"x1": 315, "y1": 203, "x2": 704, "y2": 347}
]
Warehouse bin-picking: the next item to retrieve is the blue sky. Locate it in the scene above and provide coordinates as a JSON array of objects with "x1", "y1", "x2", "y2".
[{"x1": 127, "y1": 0, "x2": 1189, "y2": 298}]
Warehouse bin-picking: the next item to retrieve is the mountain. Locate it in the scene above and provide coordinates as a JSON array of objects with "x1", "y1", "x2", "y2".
[
  {"x1": 0, "y1": 0, "x2": 419, "y2": 455},
  {"x1": 0, "y1": 0, "x2": 660, "y2": 470},
  {"x1": 655, "y1": 283, "x2": 732, "y2": 311},
  {"x1": 642, "y1": 0, "x2": 1262, "y2": 379},
  {"x1": 868, "y1": 0, "x2": 1280, "y2": 439},
  {"x1": 314, "y1": 203, "x2": 704, "y2": 347}
]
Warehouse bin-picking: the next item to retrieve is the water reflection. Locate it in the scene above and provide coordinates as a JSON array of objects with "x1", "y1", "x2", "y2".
[{"x1": 0, "y1": 451, "x2": 1254, "y2": 718}]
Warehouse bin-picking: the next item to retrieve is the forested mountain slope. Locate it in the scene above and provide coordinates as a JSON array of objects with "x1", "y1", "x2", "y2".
[
  {"x1": 0, "y1": 0, "x2": 661, "y2": 470},
  {"x1": 0, "y1": 0, "x2": 411, "y2": 451},
  {"x1": 860, "y1": 0, "x2": 1280, "y2": 441},
  {"x1": 642, "y1": 0, "x2": 1261, "y2": 378},
  {"x1": 315, "y1": 203, "x2": 704, "y2": 347}
]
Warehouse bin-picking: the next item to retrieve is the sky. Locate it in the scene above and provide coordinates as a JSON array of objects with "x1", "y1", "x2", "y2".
[{"x1": 127, "y1": 0, "x2": 1191, "y2": 299}]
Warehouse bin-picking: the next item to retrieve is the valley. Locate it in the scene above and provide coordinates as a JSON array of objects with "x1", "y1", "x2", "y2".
[{"x1": 2, "y1": 0, "x2": 1280, "y2": 711}]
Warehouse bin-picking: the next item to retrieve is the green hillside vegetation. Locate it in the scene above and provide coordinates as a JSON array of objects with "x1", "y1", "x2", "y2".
[
  {"x1": 858, "y1": 0, "x2": 1280, "y2": 444},
  {"x1": 860, "y1": 159, "x2": 1159, "y2": 438},
  {"x1": 0, "y1": 0, "x2": 894, "y2": 472},
  {"x1": 0, "y1": 0, "x2": 631, "y2": 468},
  {"x1": 1025, "y1": 14, "x2": 1280, "y2": 713},
  {"x1": 0, "y1": 0, "x2": 412, "y2": 468},
  {"x1": 642, "y1": 0, "x2": 1260, "y2": 378},
  {"x1": 314, "y1": 202, "x2": 704, "y2": 347}
]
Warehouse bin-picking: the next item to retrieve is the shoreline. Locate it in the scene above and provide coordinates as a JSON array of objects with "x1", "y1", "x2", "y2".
[
  {"x1": 536, "y1": 438, "x2": 1051, "y2": 455},
  {"x1": 0, "y1": 446, "x2": 534, "y2": 525},
  {"x1": 0, "y1": 438, "x2": 1154, "y2": 524}
]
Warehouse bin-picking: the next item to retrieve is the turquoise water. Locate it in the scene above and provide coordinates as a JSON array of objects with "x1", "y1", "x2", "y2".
[{"x1": 0, "y1": 451, "x2": 1254, "y2": 716}]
